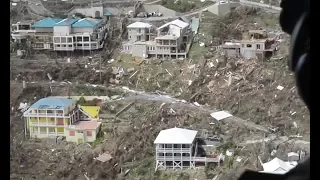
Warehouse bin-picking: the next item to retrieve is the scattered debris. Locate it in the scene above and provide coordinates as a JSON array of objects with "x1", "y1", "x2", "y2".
[
  {"x1": 226, "y1": 149, "x2": 233, "y2": 157},
  {"x1": 277, "y1": 85, "x2": 284, "y2": 90},
  {"x1": 210, "y1": 111, "x2": 233, "y2": 121},
  {"x1": 96, "y1": 152, "x2": 113, "y2": 163},
  {"x1": 236, "y1": 156, "x2": 242, "y2": 162}
]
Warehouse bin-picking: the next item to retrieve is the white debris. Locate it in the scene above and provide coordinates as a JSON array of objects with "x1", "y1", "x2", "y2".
[
  {"x1": 277, "y1": 85, "x2": 284, "y2": 90},
  {"x1": 108, "y1": 59, "x2": 115, "y2": 63},
  {"x1": 291, "y1": 111, "x2": 296, "y2": 116},
  {"x1": 271, "y1": 149, "x2": 277, "y2": 156},
  {"x1": 18, "y1": 102, "x2": 29, "y2": 112},
  {"x1": 85, "y1": 65, "x2": 88, "y2": 68},
  {"x1": 208, "y1": 62, "x2": 215, "y2": 68},
  {"x1": 210, "y1": 111, "x2": 232, "y2": 121},
  {"x1": 199, "y1": 42, "x2": 205, "y2": 47},
  {"x1": 236, "y1": 156, "x2": 242, "y2": 162},
  {"x1": 193, "y1": 102, "x2": 201, "y2": 107},
  {"x1": 188, "y1": 80, "x2": 193, "y2": 86},
  {"x1": 200, "y1": 0, "x2": 205, "y2": 2},
  {"x1": 226, "y1": 149, "x2": 233, "y2": 157},
  {"x1": 67, "y1": 58, "x2": 70, "y2": 63},
  {"x1": 293, "y1": 121, "x2": 298, "y2": 128}
]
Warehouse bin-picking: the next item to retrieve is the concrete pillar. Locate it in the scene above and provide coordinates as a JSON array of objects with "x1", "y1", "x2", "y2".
[{"x1": 22, "y1": 81, "x2": 26, "y2": 89}]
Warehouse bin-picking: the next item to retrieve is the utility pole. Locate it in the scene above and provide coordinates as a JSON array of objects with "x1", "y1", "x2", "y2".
[{"x1": 99, "y1": 55, "x2": 102, "y2": 82}]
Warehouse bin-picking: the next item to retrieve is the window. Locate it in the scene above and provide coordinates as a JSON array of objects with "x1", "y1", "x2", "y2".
[
  {"x1": 129, "y1": 36, "x2": 131, "y2": 39},
  {"x1": 76, "y1": 37, "x2": 82, "y2": 42},
  {"x1": 69, "y1": 131, "x2": 75, "y2": 136},
  {"x1": 56, "y1": 45, "x2": 60, "y2": 47},
  {"x1": 67, "y1": 37, "x2": 72, "y2": 43},
  {"x1": 87, "y1": 131, "x2": 92, "y2": 136},
  {"x1": 246, "y1": 44, "x2": 252, "y2": 48},
  {"x1": 84, "y1": 44, "x2": 89, "y2": 47},
  {"x1": 57, "y1": 118, "x2": 64, "y2": 125},
  {"x1": 54, "y1": 37, "x2": 60, "y2": 43},
  {"x1": 138, "y1": 28, "x2": 141, "y2": 33},
  {"x1": 83, "y1": 37, "x2": 89, "y2": 42},
  {"x1": 61, "y1": 37, "x2": 66, "y2": 43},
  {"x1": 257, "y1": 44, "x2": 261, "y2": 49},
  {"x1": 68, "y1": 44, "x2": 72, "y2": 47},
  {"x1": 73, "y1": 37, "x2": 76, "y2": 42},
  {"x1": 62, "y1": 44, "x2": 66, "y2": 47},
  {"x1": 50, "y1": 118, "x2": 54, "y2": 121}
]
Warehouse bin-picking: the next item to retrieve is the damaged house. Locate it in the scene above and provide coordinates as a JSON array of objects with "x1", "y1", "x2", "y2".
[
  {"x1": 221, "y1": 29, "x2": 278, "y2": 60},
  {"x1": 122, "y1": 19, "x2": 193, "y2": 59},
  {"x1": 23, "y1": 97, "x2": 102, "y2": 144},
  {"x1": 154, "y1": 127, "x2": 224, "y2": 170}
]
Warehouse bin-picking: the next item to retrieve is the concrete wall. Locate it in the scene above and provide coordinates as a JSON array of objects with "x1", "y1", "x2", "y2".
[
  {"x1": 141, "y1": 5, "x2": 179, "y2": 17},
  {"x1": 72, "y1": 27, "x2": 95, "y2": 33},
  {"x1": 35, "y1": 27, "x2": 53, "y2": 33},
  {"x1": 132, "y1": 44, "x2": 147, "y2": 57},
  {"x1": 54, "y1": 26, "x2": 71, "y2": 36},
  {"x1": 128, "y1": 27, "x2": 148, "y2": 42},
  {"x1": 65, "y1": 128, "x2": 98, "y2": 144},
  {"x1": 225, "y1": 48, "x2": 240, "y2": 57},
  {"x1": 91, "y1": 6, "x2": 103, "y2": 18}
]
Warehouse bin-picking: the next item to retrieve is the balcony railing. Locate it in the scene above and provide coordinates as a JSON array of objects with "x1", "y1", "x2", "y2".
[
  {"x1": 31, "y1": 132, "x2": 64, "y2": 136},
  {"x1": 26, "y1": 113, "x2": 66, "y2": 117},
  {"x1": 29, "y1": 122, "x2": 66, "y2": 126},
  {"x1": 156, "y1": 148, "x2": 191, "y2": 152}
]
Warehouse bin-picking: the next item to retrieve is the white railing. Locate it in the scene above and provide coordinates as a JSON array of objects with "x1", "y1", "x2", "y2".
[
  {"x1": 29, "y1": 122, "x2": 66, "y2": 126},
  {"x1": 157, "y1": 148, "x2": 191, "y2": 152},
  {"x1": 26, "y1": 113, "x2": 65, "y2": 117}
]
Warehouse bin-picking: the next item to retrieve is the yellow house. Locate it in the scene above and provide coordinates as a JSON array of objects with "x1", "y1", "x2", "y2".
[
  {"x1": 24, "y1": 97, "x2": 102, "y2": 144},
  {"x1": 23, "y1": 97, "x2": 79, "y2": 139}
]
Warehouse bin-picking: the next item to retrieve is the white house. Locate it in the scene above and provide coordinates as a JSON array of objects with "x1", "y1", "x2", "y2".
[{"x1": 154, "y1": 127, "x2": 222, "y2": 170}]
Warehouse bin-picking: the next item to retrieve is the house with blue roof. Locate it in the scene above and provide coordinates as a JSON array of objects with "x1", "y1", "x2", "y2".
[
  {"x1": 53, "y1": 17, "x2": 107, "y2": 51},
  {"x1": 23, "y1": 97, "x2": 102, "y2": 143},
  {"x1": 23, "y1": 97, "x2": 79, "y2": 139},
  {"x1": 25, "y1": 15, "x2": 108, "y2": 51}
]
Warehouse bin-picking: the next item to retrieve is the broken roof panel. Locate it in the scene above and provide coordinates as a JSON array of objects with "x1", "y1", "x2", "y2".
[
  {"x1": 127, "y1": 22, "x2": 152, "y2": 28},
  {"x1": 72, "y1": 18, "x2": 103, "y2": 28},
  {"x1": 210, "y1": 111, "x2": 233, "y2": 121},
  {"x1": 157, "y1": 19, "x2": 189, "y2": 30},
  {"x1": 55, "y1": 18, "x2": 78, "y2": 26},
  {"x1": 154, "y1": 127, "x2": 198, "y2": 144}
]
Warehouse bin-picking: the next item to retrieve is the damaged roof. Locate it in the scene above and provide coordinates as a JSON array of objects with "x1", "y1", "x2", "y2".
[
  {"x1": 30, "y1": 98, "x2": 75, "y2": 109},
  {"x1": 154, "y1": 127, "x2": 198, "y2": 144},
  {"x1": 157, "y1": 19, "x2": 189, "y2": 30},
  {"x1": 72, "y1": 18, "x2": 103, "y2": 28},
  {"x1": 127, "y1": 22, "x2": 152, "y2": 28}
]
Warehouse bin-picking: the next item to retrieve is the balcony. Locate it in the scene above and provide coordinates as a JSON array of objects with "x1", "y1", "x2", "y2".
[
  {"x1": 26, "y1": 113, "x2": 66, "y2": 117},
  {"x1": 156, "y1": 148, "x2": 191, "y2": 152},
  {"x1": 29, "y1": 122, "x2": 65, "y2": 126},
  {"x1": 30, "y1": 132, "x2": 64, "y2": 136}
]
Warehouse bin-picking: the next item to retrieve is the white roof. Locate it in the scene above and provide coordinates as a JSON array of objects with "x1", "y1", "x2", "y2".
[
  {"x1": 127, "y1": 22, "x2": 152, "y2": 28},
  {"x1": 154, "y1": 127, "x2": 198, "y2": 144},
  {"x1": 157, "y1": 19, "x2": 189, "y2": 30},
  {"x1": 262, "y1": 157, "x2": 296, "y2": 173}
]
